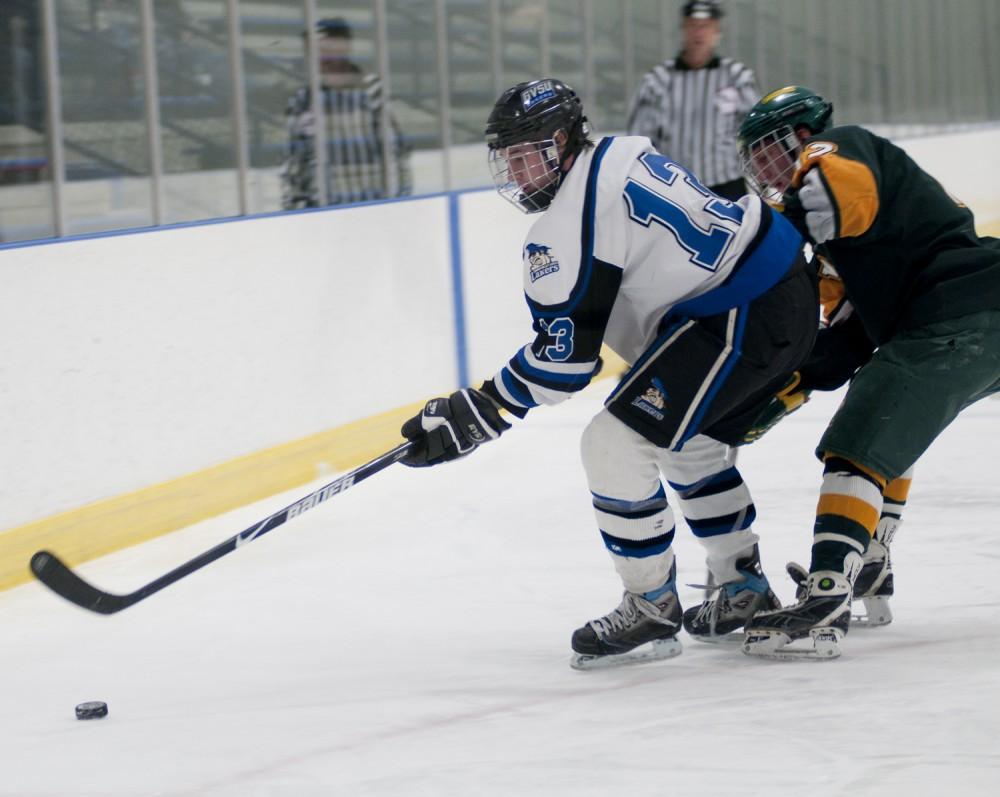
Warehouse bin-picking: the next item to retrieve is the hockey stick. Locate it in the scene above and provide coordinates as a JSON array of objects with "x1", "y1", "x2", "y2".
[{"x1": 30, "y1": 441, "x2": 415, "y2": 615}]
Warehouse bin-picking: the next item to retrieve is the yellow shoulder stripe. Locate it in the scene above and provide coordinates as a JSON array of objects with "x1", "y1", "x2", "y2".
[{"x1": 818, "y1": 153, "x2": 880, "y2": 238}]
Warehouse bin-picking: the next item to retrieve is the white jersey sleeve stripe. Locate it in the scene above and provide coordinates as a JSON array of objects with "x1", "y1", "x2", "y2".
[
  {"x1": 522, "y1": 347, "x2": 599, "y2": 375},
  {"x1": 498, "y1": 367, "x2": 536, "y2": 408}
]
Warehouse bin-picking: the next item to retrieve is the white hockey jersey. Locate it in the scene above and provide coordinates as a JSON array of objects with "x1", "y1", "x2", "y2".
[{"x1": 482, "y1": 135, "x2": 803, "y2": 418}]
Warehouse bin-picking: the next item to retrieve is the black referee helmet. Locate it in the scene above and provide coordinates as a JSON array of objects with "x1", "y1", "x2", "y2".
[
  {"x1": 682, "y1": 1, "x2": 724, "y2": 19},
  {"x1": 306, "y1": 17, "x2": 351, "y2": 39}
]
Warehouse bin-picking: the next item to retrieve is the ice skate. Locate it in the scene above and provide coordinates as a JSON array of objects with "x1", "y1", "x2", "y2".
[
  {"x1": 851, "y1": 539, "x2": 893, "y2": 626},
  {"x1": 743, "y1": 557, "x2": 860, "y2": 660},
  {"x1": 851, "y1": 517, "x2": 900, "y2": 626},
  {"x1": 683, "y1": 545, "x2": 781, "y2": 643},
  {"x1": 785, "y1": 560, "x2": 809, "y2": 600},
  {"x1": 786, "y1": 521, "x2": 897, "y2": 628},
  {"x1": 571, "y1": 568, "x2": 683, "y2": 671}
]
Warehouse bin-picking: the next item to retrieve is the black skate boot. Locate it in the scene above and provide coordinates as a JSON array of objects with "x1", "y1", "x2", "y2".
[
  {"x1": 571, "y1": 565, "x2": 683, "y2": 670},
  {"x1": 743, "y1": 554, "x2": 861, "y2": 660},
  {"x1": 786, "y1": 518, "x2": 898, "y2": 629},
  {"x1": 683, "y1": 544, "x2": 781, "y2": 642}
]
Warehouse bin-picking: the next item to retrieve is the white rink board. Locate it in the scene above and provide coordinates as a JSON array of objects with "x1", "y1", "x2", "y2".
[
  {"x1": 458, "y1": 189, "x2": 536, "y2": 385},
  {"x1": 894, "y1": 128, "x2": 1000, "y2": 224},
  {"x1": 0, "y1": 200, "x2": 456, "y2": 528}
]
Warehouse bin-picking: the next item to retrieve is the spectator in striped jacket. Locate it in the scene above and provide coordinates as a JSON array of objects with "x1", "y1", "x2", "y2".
[
  {"x1": 281, "y1": 17, "x2": 411, "y2": 209},
  {"x1": 626, "y1": 0, "x2": 758, "y2": 200}
]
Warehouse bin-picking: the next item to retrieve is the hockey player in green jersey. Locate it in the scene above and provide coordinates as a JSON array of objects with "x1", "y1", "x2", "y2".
[
  {"x1": 735, "y1": 85, "x2": 1000, "y2": 659},
  {"x1": 739, "y1": 258, "x2": 912, "y2": 631}
]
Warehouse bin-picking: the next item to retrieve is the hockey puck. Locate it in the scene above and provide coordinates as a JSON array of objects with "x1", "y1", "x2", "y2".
[{"x1": 75, "y1": 701, "x2": 108, "y2": 720}]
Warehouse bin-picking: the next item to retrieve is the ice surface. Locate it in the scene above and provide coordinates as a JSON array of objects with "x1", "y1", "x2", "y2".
[{"x1": 3, "y1": 387, "x2": 998, "y2": 796}]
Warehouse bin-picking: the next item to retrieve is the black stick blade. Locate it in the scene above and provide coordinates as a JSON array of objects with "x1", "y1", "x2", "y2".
[{"x1": 30, "y1": 551, "x2": 136, "y2": 615}]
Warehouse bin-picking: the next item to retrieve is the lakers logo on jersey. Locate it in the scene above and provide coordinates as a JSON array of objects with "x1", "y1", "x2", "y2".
[
  {"x1": 641, "y1": 386, "x2": 666, "y2": 410},
  {"x1": 526, "y1": 243, "x2": 561, "y2": 282},
  {"x1": 631, "y1": 379, "x2": 668, "y2": 421}
]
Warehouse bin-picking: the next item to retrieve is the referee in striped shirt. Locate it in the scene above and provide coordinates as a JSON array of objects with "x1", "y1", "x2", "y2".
[
  {"x1": 627, "y1": 0, "x2": 759, "y2": 201},
  {"x1": 281, "y1": 18, "x2": 411, "y2": 209}
]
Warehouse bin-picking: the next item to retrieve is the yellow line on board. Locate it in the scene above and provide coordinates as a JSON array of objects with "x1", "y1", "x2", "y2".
[{"x1": 0, "y1": 401, "x2": 423, "y2": 593}]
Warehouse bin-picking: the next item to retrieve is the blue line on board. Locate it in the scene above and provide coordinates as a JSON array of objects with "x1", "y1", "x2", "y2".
[{"x1": 448, "y1": 193, "x2": 470, "y2": 389}]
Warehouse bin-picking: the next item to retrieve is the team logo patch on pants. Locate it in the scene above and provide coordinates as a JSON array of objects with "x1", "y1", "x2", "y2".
[{"x1": 631, "y1": 380, "x2": 667, "y2": 421}]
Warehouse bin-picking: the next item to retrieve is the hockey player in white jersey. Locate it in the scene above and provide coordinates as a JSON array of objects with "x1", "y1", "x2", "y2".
[{"x1": 400, "y1": 79, "x2": 819, "y2": 669}]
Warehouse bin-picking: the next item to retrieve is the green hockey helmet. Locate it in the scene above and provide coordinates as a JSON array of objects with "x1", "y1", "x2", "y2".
[{"x1": 738, "y1": 86, "x2": 833, "y2": 201}]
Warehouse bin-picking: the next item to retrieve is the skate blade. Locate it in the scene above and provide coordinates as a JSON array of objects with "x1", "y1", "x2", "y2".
[
  {"x1": 742, "y1": 627, "x2": 844, "y2": 661},
  {"x1": 570, "y1": 637, "x2": 682, "y2": 671},
  {"x1": 690, "y1": 631, "x2": 744, "y2": 646},
  {"x1": 851, "y1": 596, "x2": 893, "y2": 627}
]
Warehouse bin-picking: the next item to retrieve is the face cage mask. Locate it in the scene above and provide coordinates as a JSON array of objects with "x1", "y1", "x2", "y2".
[
  {"x1": 488, "y1": 138, "x2": 563, "y2": 214},
  {"x1": 740, "y1": 125, "x2": 802, "y2": 205}
]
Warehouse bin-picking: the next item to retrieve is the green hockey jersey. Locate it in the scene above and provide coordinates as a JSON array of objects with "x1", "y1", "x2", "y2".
[{"x1": 784, "y1": 125, "x2": 1000, "y2": 344}]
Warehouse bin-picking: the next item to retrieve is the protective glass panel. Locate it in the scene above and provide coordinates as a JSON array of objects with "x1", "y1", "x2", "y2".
[
  {"x1": 781, "y1": 2, "x2": 811, "y2": 90},
  {"x1": 548, "y1": 0, "x2": 584, "y2": 106},
  {"x1": 0, "y1": 2, "x2": 55, "y2": 243},
  {"x1": 386, "y1": 0, "x2": 441, "y2": 196},
  {"x1": 918, "y1": 0, "x2": 950, "y2": 124},
  {"x1": 988, "y1": 0, "x2": 1000, "y2": 120},
  {"x1": 724, "y1": 0, "x2": 759, "y2": 74},
  {"x1": 843, "y1": 0, "x2": 883, "y2": 124},
  {"x1": 499, "y1": 0, "x2": 544, "y2": 87},
  {"x1": 590, "y1": 2, "x2": 627, "y2": 135},
  {"x1": 239, "y1": 1, "x2": 308, "y2": 214},
  {"x1": 626, "y1": 0, "x2": 666, "y2": 129},
  {"x1": 155, "y1": 0, "x2": 238, "y2": 223},
  {"x1": 444, "y1": 1, "x2": 494, "y2": 190},
  {"x1": 57, "y1": 0, "x2": 153, "y2": 236}
]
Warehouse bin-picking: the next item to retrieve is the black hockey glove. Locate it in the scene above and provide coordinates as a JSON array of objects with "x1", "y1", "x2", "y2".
[
  {"x1": 738, "y1": 372, "x2": 810, "y2": 445},
  {"x1": 400, "y1": 388, "x2": 511, "y2": 467}
]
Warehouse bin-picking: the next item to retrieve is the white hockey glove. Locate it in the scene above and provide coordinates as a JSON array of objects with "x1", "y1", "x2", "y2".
[
  {"x1": 798, "y1": 168, "x2": 837, "y2": 244},
  {"x1": 400, "y1": 388, "x2": 510, "y2": 467}
]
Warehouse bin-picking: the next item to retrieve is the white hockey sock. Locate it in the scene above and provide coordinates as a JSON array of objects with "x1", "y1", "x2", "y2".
[{"x1": 699, "y1": 529, "x2": 760, "y2": 584}]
